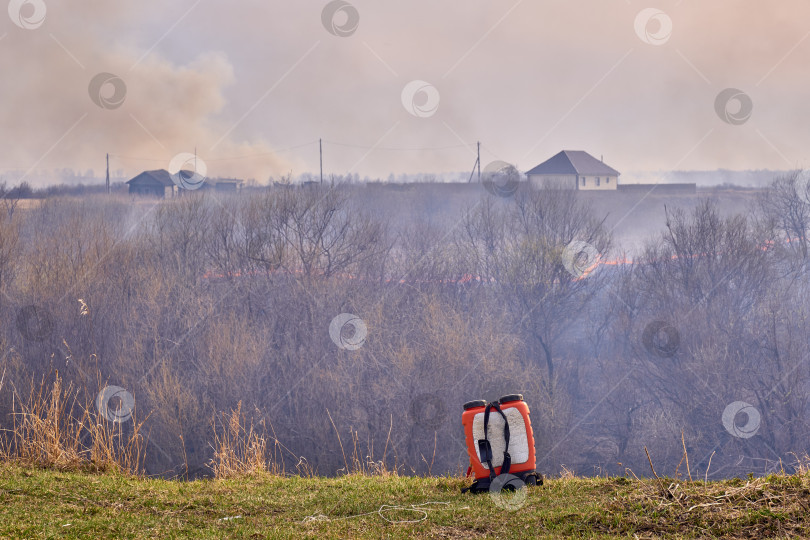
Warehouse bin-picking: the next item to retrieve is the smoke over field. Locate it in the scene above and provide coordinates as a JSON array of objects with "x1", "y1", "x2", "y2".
[
  {"x1": 2, "y1": 0, "x2": 810, "y2": 492},
  {"x1": 1, "y1": 178, "x2": 809, "y2": 480}
]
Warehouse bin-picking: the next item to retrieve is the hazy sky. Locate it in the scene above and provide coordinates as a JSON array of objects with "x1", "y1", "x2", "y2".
[{"x1": 2, "y1": 0, "x2": 809, "y2": 183}]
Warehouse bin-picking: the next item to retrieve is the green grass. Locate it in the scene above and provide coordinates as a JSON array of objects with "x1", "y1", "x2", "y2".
[{"x1": 1, "y1": 464, "x2": 809, "y2": 539}]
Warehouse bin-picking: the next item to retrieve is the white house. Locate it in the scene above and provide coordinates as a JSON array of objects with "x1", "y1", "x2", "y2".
[{"x1": 526, "y1": 150, "x2": 619, "y2": 190}]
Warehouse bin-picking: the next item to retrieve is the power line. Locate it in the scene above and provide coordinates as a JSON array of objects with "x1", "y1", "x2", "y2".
[
  {"x1": 322, "y1": 140, "x2": 472, "y2": 152},
  {"x1": 205, "y1": 141, "x2": 321, "y2": 161},
  {"x1": 109, "y1": 138, "x2": 476, "y2": 164},
  {"x1": 110, "y1": 141, "x2": 321, "y2": 163},
  {"x1": 108, "y1": 155, "x2": 166, "y2": 162},
  {"x1": 1, "y1": 138, "x2": 484, "y2": 180}
]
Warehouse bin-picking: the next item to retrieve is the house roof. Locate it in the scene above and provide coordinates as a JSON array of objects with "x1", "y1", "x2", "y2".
[
  {"x1": 126, "y1": 170, "x2": 176, "y2": 187},
  {"x1": 526, "y1": 151, "x2": 620, "y2": 177}
]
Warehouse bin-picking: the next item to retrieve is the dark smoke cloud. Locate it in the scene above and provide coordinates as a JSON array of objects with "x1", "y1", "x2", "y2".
[{"x1": 1, "y1": 0, "x2": 808, "y2": 185}]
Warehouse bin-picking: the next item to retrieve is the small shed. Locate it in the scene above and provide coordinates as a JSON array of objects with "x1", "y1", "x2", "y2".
[
  {"x1": 126, "y1": 170, "x2": 178, "y2": 198},
  {"x1": 212, "y1": 178, "x2": 244, "y2": 193}
]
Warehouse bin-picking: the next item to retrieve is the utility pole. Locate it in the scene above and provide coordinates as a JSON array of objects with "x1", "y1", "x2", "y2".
[
  {"x1": 105, "y1": 153, "x2": 110, "y2": 194},
  {"x1": 319, "y1": 138, "x2": 323, "y2": 184},
  {"x1": 467, "y1": 141, "x2": 482, "y2": 183},
  {"x1": 477, "y1": 141, "x2": 481, "y2": 182}
]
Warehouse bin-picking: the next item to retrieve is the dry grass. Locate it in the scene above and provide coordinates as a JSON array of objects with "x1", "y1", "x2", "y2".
[
  {"x1": 328, "y1": 409, "x2": 401, "y2": 478},
  {"x1": 208, "y1": 401, "x2": 274, "y2": 478},
  {"x1": 0, "y1": 373, "x2": 399, "y2": 481},
  {"x1": 207, "y1": 401, "x2": 318, "y2": 478},
  {"x1": 3, "y1": 371, "x2": 810, "y2": 539},
  {"x1": 587, "y1": 452, "x2": 810, "y2": 538},
  {"x1": 595, "y1": 470, "x2": 810, "y2": 538},
  {"x1": 2, "y1": 374, "x2": 810, "y2": 538},
  {"x1": 0, "y1": 373, "x2": 145, "y2": 474}
]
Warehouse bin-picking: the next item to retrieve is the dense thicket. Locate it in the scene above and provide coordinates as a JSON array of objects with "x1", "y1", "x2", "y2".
[{"x1": 1, "y1": 177, "x2": 808, "y2": 478}]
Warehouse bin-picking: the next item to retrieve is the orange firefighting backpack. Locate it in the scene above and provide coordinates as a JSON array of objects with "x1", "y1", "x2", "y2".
[{"x1": 461, "y1": 394, "x2": 543, "y2": 494}]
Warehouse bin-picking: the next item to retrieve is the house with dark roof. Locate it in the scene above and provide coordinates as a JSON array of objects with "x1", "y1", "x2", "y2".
[
  {"x1": 526, "y1": 150, "x2": 620, "y2": 190},
  {"x1": 126, "y1": 170, "x2": 179, "y2": 198},
  {"x1": 127, "y1": 170, "x2": 246, "y2": 197}
]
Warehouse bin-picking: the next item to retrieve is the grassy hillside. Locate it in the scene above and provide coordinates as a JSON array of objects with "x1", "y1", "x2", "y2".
[{"x1": 2, "y1": 464, "x2": 809, "y2": 539}]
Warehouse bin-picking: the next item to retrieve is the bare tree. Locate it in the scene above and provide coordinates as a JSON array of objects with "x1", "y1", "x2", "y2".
[
  {"x1": 758, "y1": 170, "x2": 810, "y2": 262},
  {"x1": 456, "y1": 188, "x2": 611, "y2": 394},
  {"x1": 607, "y1": 199, "x2": 809, "y2": 477}
]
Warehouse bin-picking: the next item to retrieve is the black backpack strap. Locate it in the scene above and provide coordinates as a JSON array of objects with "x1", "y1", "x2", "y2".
[
  {"x1": 493, "y1": 402, "x2": 511, "y2": 475},
  {"x1": 479, "y1": 402, "x2": 511, "y2": 479}
]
